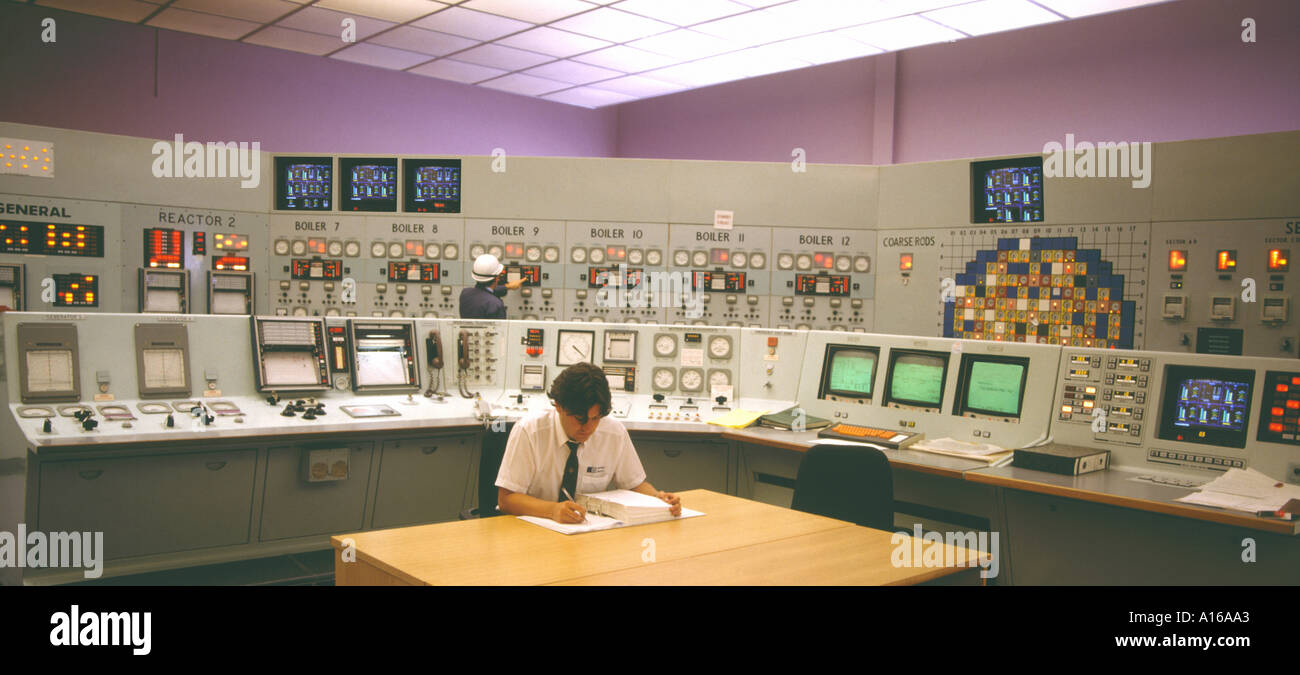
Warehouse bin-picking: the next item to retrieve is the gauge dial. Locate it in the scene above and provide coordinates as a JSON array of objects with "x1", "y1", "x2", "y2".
[
  {"x1": 589, "y1": 247, "x2": 605, "y2": 264},
  {"x1": 646, "y1": 249, "x2": 663, "y2": 266},
  {"x1": 692, "y1": 250, "x2": 708, "y2": 267},
  {"x1": 777, "y1": 253, "x2": 794, "y2": 270},
  {"x1": 273, "y1": 239, "x2": 290, "y2": 256},
  {"x1": 426, "y1": 243, "x2": 440, "y2": 259},
  {"x1": 469, "y1": 244, "x2": 486, "y2": 259},
  {"x1": 679, "y1": 368, "x2": 704, "y2": 392},
  {"x1": 854, "y1": 255, "x2": 871, "y2": 273},
  {"x1": 292, "y1": 307, "x2": 308, "y2": 316},
  {"x1": 836, "y1": 255, "x2": 852, "y2": 272},
  {"x1": 488, "y1": 245, "x2": 503, "y2": 259},
  {"x1": 571, "y1": 247, "x2": 587, "y2": 264},
  {"x1": 370, "y1": 241, "x2": 387, "y2": 258},
  {"x1": 344, "y1": 240, "x2": 361, "y2": 257},
  {"x1": 708, "y1": 335, "x2": 732, "y2": 359},
  {"x1": 442, "y1": 243, "x2": 458, "y2": 260},
  {"x1": 652, "y1": 367, "x2": 675, "y2": 391},
  {"x1": 388, "y1": 242, "x2": 404, "y2": 258},
  {"x1": 709, "y1": 370, "x2": 731, "y2": 390},
  {"x1": 327, "y1": 240, "x2": 343, "y2": 257},
  {"x1": 653, "y1": 333, "x2": 677, "y2": 357},
  {"x1": 544, "y1": 246, "x2": 560, "y2": 263},
  {"x1": 627, "y1": 248, "x2": 644, "y2": 265},
  {"x1": 796, "y1": 254, "x2": 812, "y2": 270},
  {"x1": 673, "y1": 250, "x2": 689, "y2": 267},
  {"x1": 526, "y1": 246, "x2": 542, "y2": 262},
  {"x1": 750, "y1": 252, "x2": 766, "y2": 269},
  {"x1": 731, "y1": 252, "x2": 748, "y2": 268},
  {"x1": 556, "y1": 330, "x2": 595, "y2": 366},
  {"x1": 291, "y1": 240, "x2": 307, "y2": 256}
]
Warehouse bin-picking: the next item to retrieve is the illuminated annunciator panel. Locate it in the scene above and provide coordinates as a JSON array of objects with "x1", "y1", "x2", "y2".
[
  {"x1": 133, "y1": 323, "x2": 191, "y2": 399},
  {"x1": 770, "y1": 228, "x2": 871, "y2": 332},
  {"x1": 250, "y1": 317, "x2": 330, "y2": 393},
  {"x1": 1055, "y1": 349, "x2": 1152, "y2": 445},
  {"x1": 0, "y1": 263, "x2": 25, "y2": 310},
  {"x1": 17, "y1": 323, "x2": 80, "y2": 403},
  {"x1": 666, "y1": 224, "x2": 770, "y2": 328},
  {"x1": 565, "y1": 222, "x2": 666, "y2": 324},
  {"x1": 347, "y1": 320, "x2": 419, "y2": 393}
]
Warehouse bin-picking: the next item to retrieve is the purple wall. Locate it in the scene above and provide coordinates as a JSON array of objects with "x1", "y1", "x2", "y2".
[
  {"x1": 0, "y1": 3, "x2": 616, "y2": 157},
  {"x1": 617, "y1": 0, "x2": 1300, "y2": 165},
  {"x1": 614, "y1": 58, "x2": 877, "y2": 165}
]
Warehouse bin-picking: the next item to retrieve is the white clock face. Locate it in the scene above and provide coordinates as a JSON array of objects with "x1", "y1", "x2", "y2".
[
  {"x1": 673, "y1": 250, "x2": 689, "y2": 267},
  {"x1": 344, "y1": 240, "x2": 361, "y2": 257},
  {"x1": 526, "y1": 246, "x2": 542, "y2": 262},
  {"x1": 370, "y1": 241, "x2": 387, "y2": 258},
  {"x1": 731, "y1": 252, "x2": 748, "y2": 268},
  {"x1": 426, "y1": 243, "x2": 440, "y2": 259},
  {"x1": 291, "y1": 240, "x2": 307, "y2": 256},
  {"x1": 544, "y1": 246, "x2": 560, "y2": 263},
  {"x1": 796, "y1": 254, "x2": 812, "y2": 270},
  {"x1": 777, "y1": 253, "x2": 794, "y2": 270},
  {"x1": 571, "y1": 247, "x2": 587, "y2": 264},
  {"x1": 836, "y1": 255, "x2": 852, "y2": 272},
  {"x1": 327, "y1": 240, "x2": 343, "y2": 257},
  {"x1": 653, "y1": 368, "x2": 675, "y2": 390},
  {"x1": 654, "y1": 334, "x2": 676, "y2": 357},
  {"x1": 274, "y1": 239, "x2": 290, "y2": 256},
  {"x1": 488, "y1": 245, "x2": 503, "y2": 259},
  {"x1": 679, "y1": 369, "x2": 703, "y2": 392},
  {"x1": 750, "y1": 252, "x2": 766, "y2": 269},
  {"x1": 442, "y1": 243, "x2": 458, "y2": 260},
  {"x1": 589, "y1": 247, "x2": 605, "y2": 264},
  {"x1": 709, "y1": 370, "x2": 731, "y2": 389},
  {"x1": 646, "y1": 249, "x2": 662, "y2": 266},
  {"x1": 556, "y1": 330, "x2": 594, "y2": 366},
  {"x1": 709, "y1": 335, "x2": 732, "y2": 359},
  {"x1": 627, "y1": 249, "x2": 644, "y2": 265},
  {"x1": 854, "y1": 255, "x2": 871, "y2": 273},
  {"x1": 388, "y1": 242, "x2": 404, "y2": 258},
  {"x1": 692, "y1": 251, "x2": 708, "y2": 267},
  {"x1": 469, "y1": 244, "x2": 486, "y2": 259}
]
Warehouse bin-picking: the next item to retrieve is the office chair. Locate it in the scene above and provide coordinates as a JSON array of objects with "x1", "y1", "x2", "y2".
[
  {"x1": 791, "y1": 444, "x2": 894, "y2": 530},
  {"x1": 459, "y1": 421, "x2": 515, "y2": 520}
]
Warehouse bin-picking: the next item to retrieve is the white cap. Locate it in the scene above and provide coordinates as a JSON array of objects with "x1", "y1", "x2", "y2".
[{"x1": 471, "y1": 253, "x2": 504, "y2": 282}]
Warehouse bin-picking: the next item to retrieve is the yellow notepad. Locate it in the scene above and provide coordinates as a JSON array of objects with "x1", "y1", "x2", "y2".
[{"x1": 706, "y1": 409, "x2": 766, "y2": 429}]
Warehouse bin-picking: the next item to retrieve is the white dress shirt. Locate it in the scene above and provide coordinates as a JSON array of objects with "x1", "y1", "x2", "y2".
[{"x1": 495, "y1": 408, "x2": 647, "y2": 502}]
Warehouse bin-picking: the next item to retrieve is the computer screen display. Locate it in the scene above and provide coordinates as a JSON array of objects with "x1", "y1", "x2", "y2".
[
  {"x1": 275, "y1": 156, "x2": 333, "y2": 211},
  {"x1": 971, "y1": 156, "x2": 1044, "y2": 223},
  {"x1": 818, "y1": 344, "x2": 878, "y2": 399},
  {"x1": 955, "y1": 354, "x2": 1029, "y2": 418},
  {"x1": 339, "y1": 157, "x2": 398, "y2": 212},
  {"x1": 403, "y1": 158, "x2": 461, "y2": 213},
  {"x1": 884, "y1": 349, "x2": 948, "y2": 410},
  {"x1": 1156, "y1": 365, "x2": 1254, "y2": 448}
]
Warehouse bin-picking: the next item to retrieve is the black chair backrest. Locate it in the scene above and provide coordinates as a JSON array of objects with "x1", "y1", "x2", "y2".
[
  {"x1": 477, "y1": 421, "x2": 515, "y2": 517},
  {"x1": 791, "y1": 444, "x2": 893, "y2": 530}
]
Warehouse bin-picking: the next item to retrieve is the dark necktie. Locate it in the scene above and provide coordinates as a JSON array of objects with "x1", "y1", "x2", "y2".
[{"x1": 560, "y1": 441, "x2": 579, "y2": 502}]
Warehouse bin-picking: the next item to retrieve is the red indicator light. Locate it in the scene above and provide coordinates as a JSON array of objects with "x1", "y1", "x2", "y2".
[
  {"x1": 1287, "y1": 400, "x2": 1299, "y2": 410},
  {"x1": 1215, "y1": 250, "x2": 1236, "y2": 271},
  {"x1": 1270, "y1": 422, "x2": 1285, "y2": 433},
  {"x1": 899, "y1": 253, "x2": 914, "y2": 271},
  {"x1": 1167, "y1": 250, "x2": 1187, "y2": 271},
  {"x1": 1278, "y1": 384, "x2": 1290, "y2": 392},
  {"x1": 1272, "y1": 407, "x2": 1286, "y2": 416},
  {"x1": 1292, "y1": 376, "x2": 1300, "y2": 385},
  {"x1": 1268, "y1": 249, "x2": 1289, "y2": 271}
]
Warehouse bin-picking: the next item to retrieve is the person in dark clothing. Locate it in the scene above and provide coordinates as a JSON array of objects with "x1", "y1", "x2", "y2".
[{"x1": 459, "y1": 253, "x2": 522, "y2": 319}]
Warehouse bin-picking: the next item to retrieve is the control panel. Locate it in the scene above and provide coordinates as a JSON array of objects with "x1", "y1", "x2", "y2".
[
  {"x1": 665, "y1": 224, "x2": 771, "y2": 327},
  {"x1": 565, "y1": 222, "x2": 668, "y2": 324},
  {"x1": 0, "y1": 195, "x2": 122, "y2": 312},
  {"x1": 469, "y1": 220, "x2": 564, "y2": 321},
  {"x1": 770, "y1": 227, "x2": 874, "y2": 332}
]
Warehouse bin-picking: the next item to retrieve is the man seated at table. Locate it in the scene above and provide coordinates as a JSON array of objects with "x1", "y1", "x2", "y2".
[{"x1": 497, "y1": 362, "x2": 682, "y2": 523}]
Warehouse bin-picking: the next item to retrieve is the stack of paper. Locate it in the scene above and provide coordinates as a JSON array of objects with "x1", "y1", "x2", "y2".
[
  {"x1": 1175, "y1": 468, "x2": 1300, "y2": 516},
  {"x1": 910, "y1": 437, "x2": 1015, "y2": 466},
  {"x1": 578, "y1": 489, "x2": 678, "y2": 524},
  {"x1": 706, "y1": 409, "x2": 766, "y2": 429}
]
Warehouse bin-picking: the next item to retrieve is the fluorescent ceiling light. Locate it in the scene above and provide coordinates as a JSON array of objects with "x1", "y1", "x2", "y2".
[
  {"x1": 496, "y1": 26, "x2": 611, "y2": 57},
  {"x1": 588, "y1": 75, "x2": 688, "y2": 97},
  {"x1": 922, "y1": 0, "x2": 1063, "y2": 36},
  {"x1": 748, "y1": 33, "x2": 882, "y2": 65},
  {"x1": 613, "y1": 0, "x2": 750, "y2": 27},
  {"x1": 542, "y1": 87, "x2": 636, "y2": 108},
  {"x1": 572, "y1": 44, "x2": 682, "y2": 72},
  {"x1": 479, "y1": 73, "x2": 570, "y2": 96},
  {"x1": 836, "y1": 15, "x2": 966, "y2": 51},
  {"x1": 523, "y1": 59, "x2": 623, "y2": 85},
  {"x1": 551, "y1": 7, "x2": 676, "y2": 43},
  {"x1": 462, "y1": 0, "x2": 596, "y2": 25},
  {"x1": 629, "y1": 29, "x2": 738, "y2": 60}
]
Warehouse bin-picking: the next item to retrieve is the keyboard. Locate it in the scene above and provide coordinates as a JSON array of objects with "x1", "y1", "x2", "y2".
[{"x1": 817, "y1": 424, "x2": 921, "y2": 449}]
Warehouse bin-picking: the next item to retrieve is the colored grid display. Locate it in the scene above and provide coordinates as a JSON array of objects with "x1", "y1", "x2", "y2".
[
  {"x1": 943, "y1": 236, "x2": 1137, "y2": 349},
  {"x1": 0, "y1": 221, "x2": 104, "y2": 257},
  {"x1": 347, "y1": 164, "x2": 395, "y2": 201},
  {"x1": 1171, "y1": 378, "x2": 1249, "y2": 431},
  {"x1": 278, "y1": 159, "x2": 332, "y2": 210}
]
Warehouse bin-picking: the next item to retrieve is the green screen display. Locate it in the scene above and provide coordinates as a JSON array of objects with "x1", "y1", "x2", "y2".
[
  {"x1": 890, "y1": 355, "x2": 945, "y2": 406},
  {"x1": 966, "y1": 360, "x2": 1025, "y2": 415},
  {"x1": 829, "y1": 351, "x2": 875, "y2": 396}
]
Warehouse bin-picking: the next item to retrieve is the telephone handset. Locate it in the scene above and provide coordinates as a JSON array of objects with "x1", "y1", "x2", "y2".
[
  {"x1": 425, "y1": 330, "x2": 443, "y2": 369},
  {"x1": 457, "y1": 330, "x2": 470, "y2": 371}
]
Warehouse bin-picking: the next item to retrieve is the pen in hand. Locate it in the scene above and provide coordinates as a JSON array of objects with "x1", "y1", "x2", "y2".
[{"x1": 562, "y1": 488, "x2": 586, "y2": 523}]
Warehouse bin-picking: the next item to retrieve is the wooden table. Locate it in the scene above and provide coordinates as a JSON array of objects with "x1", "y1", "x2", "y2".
[{"x1": 331, "y1": 490, "x2": 987, "y2": 586}]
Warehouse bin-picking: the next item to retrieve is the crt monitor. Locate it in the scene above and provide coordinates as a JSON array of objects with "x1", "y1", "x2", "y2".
[
  {"x1": 971, "y1": 156, "x2": 1044, "y2": 224},
  {"x1": 1156, "y1": 365, "x2": 1254, "y2": 449},
  {"x1": 403, "y1": 158, "x2": 461, "y2": 213},
  {"x1": 818, "y1": 344, "x2": 879, "y2": 399},
  {"x1": 954, "y1": 353, "x2": 1030, "y2": 419},
  {"x1": 883, "y1": 349, "x2": 949, "y2": 410},
  {"x1": 339, "y1": 157, "x2": 398, "y2": 212},
  {"x1": 274, "y1": 156, "x2": 333, "y2": 211}
]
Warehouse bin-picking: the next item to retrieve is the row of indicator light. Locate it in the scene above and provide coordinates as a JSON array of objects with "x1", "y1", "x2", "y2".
[
  {"x1": 1266, "y1": 376, "x2": 1300, "y2": 433},
  {"x1": 3, "y1": 144, "x2": 51, "y2": 171},
  {"x1": 1168, "y1": 249, "x2": 1289, "y2": 272}
]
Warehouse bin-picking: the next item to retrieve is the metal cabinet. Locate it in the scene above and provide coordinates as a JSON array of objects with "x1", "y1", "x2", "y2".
[
  {"x1": 258, "y1": 443, "x2": 374, "y2": 542},
  {"x1": 371, "y1": 434, "x2": 475, "y2": 529}
]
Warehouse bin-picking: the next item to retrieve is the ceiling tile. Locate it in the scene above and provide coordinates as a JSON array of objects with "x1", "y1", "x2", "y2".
[
  {"x1": 461, "y1": 0, "x2": 595, "y2": 24},
  {"x1": 550, "y1": 7, "x2": 675, "y2": 43},
  {"x1": 409, "y1": 58, "x2": 509, "y2": 83},
  {"x1": 147, "y1": 8, "x2": 262, "y2": 40},
  {"x1": 523, "y1": 59, "x2": 622, "y2": 85},
  {"x1": 478, "y1": 73, "x2": 569, "y2": 96},
  {"x1": 729, "y1": 0, "x2": 786, "y2": 7},
  {"x1": 496, "y1": 26, "x2": 611, "y2": 58},
  {"x1": 170, "y1": 0, "x2": 299, "y2": 23},
  {"x1": 1033, "y1": 0, "x2": 1170, "y2": 18},
  {"x1": 759, "y1": 0, "x2": 912, "y2": 33},
  {"x1": 411, "y1": 6, "x2": 533, "y2": 40},
  {"x1": 587, "y1": 75, "x2": 687, "y2": 98},
  {"x1": 836, "y1": 15, "x2": 966, "y2": 51},
  {"x1": 276, "y1": 6, "x2": 396, "y2": 39},
  {"x1": 542, "y1": 86, "x2": 634, "y2": 108},
  {"x1": 453, "y1": 43, "x2": 555, "y2": 70},
  {"x1": 314, "y1": 0, "x2": 448, "y2": 23},
  {"x1": 922, "y1": 0, "x2": 1062, "y2": 36},
  {"x1": 748, "y1": 33, "x2": 881, "y2": 65},
  {"x1": 572, "y1": 44, "x2": 680, "y2": 72},
  {"x1": 367, "y1": 26, "x2": 478, "y2": 56},
  {"x1": 628, "y1": 29, "x2": 738, "y2": 60},
  {"x1": 243, "y1": 25, "x2": 345, "y2": 55},
  {"x1": 35, "y1": 0, "x2": 157, "y2": 23},
  {"x1": 330, "y1": 42, "x2": 433, "y2": 69},
  {"x1": 612, "y1": 0, "x2": 750, "y2": 27}
]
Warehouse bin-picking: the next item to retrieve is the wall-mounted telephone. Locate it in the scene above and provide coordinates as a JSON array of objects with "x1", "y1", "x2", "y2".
[
  {"x1": 423, "y1": 330, "x2": 446, "y2": 398},
  {"x1": 457, "y1": 330, "x2": 473, "y2": 398}
]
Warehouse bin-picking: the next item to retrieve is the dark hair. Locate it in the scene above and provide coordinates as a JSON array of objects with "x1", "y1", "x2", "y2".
[{"x1": 549, "y1": 362, "x2": 611, "y2": 421}]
